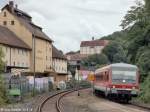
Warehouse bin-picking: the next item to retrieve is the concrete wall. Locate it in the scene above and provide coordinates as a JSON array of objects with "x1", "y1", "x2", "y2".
[{"x1": 80, "y1": 46, "x2": 104, "y2": 55}]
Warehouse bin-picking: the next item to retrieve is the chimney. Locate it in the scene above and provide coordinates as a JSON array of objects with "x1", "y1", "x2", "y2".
[
  {"x1": 9, "y1": 1, "x2": 14, "y2": 13},
  {"x1": 92, "y1": 37, "x2": 94, "y2": 40}
]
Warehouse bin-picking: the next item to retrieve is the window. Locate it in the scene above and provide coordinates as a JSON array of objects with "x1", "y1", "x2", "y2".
[
  {"x1": 22, "y1": 62, "x2": 24, "y2": 67},
  {"x1": 13, "y1": 61, "x2": 15, "y2": 66},
  {"x1": 4, "y1": 12, "x2": 6, "y2": 17},
  {"x1": 26, "y1": 63, "x2": 28, "y2": 67},
  {"x1": 17, "y1": 62, "x2": 20, "y2": 66},
  {"x1": 13, "y1": 48, "x2": 15, "y2": 54},
  {"x1": 18, "y1": 49, "x2": 20, "y2": 54},
  {"x1": 6, "y1": 60, "x2": 8, "y2": 65},
  {"x1": 112, "y1": 70, "x2": 136, "y2": 84},
  {"x1": 3, "y1": 21, "x2": 7, "y2": 25},
  {"x1": 11, "y1": 21, "x2": 15, "y2": 25}
]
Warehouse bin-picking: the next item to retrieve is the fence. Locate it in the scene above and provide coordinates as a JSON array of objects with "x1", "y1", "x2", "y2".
[{"x1": 2, "y1": 73, "x2": 53, "y2": 99}]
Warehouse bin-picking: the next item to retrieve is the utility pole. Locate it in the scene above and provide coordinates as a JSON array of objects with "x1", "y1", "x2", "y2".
[
  {"x1": 32, "y1": 33, "x2": 36, "y2": 96},
  {"x1": 77, "y1": 61, "x2": 80, "y2": 96}
]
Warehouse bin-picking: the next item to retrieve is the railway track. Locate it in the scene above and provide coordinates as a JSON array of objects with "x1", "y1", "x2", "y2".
[
  {"x1": 127, "y1": 103, "x2": 150, "y2": 111},
  {"x1": 37, "y1": 88, "x2": 150, "y2": 112},
  {"x1": 37, "y1": 88, "x2": 86, "y2": 112}
]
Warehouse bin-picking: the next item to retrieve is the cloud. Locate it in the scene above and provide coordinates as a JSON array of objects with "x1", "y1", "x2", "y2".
[{"x1": 0, "y1": 0, "x2": 136, "y2": 53}]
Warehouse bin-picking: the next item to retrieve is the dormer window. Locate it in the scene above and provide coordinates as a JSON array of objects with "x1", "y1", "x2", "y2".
[
  {"x1": 11, "y1": 21, "x2": 15, "y2": 25},
  {"x1": 4, "y1": 12, "x2": 7, "y2": 17}
]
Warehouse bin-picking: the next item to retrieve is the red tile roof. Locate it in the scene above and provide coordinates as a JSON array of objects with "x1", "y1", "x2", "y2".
[{"x1": 80, "y1": 39, "x2": 109, "y2": 47}]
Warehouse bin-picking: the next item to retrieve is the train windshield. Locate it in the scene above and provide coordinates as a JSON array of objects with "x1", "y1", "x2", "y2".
[{"x1": 112, "y1": 70, "x2": 136, "y2": 84}]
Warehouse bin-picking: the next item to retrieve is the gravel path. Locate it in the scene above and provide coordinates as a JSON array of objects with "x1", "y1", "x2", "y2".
[
  {"x1": 61, "y1": 90, "x2": 149, "y2": 112},
  {"x1": 0, "y1": 91, "x2": 57, "y2": 112}
]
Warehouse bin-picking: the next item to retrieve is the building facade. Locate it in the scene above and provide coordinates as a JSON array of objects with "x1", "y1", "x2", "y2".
[
  {"x1": 52, "y1": 46, "x2": 68, "y2": 83},
  {"x1": 0, "y1": 26, "x2": 31, "y2": 75},
  {"x1": 80, "y1": 39, "x2": 109, "y2": 55},
  {"x1": 0, "y1": 1, "x2": 53, "y2": 76}
]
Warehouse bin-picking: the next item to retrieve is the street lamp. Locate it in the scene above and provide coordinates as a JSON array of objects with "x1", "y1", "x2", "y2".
[{"x1": 77, "y1": 61, "x2": 80, "y2": 96}]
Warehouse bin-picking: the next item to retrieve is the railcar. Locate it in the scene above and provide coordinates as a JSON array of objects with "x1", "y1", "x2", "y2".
[{"x1": 94, "y1": 63, "x2": 140, "y2": 102}]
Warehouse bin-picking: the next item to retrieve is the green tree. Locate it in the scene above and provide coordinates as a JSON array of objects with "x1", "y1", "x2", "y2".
[
  {"x1": 136, "y1": 47, "x2": 150, "y2": 81},
  {"x1": 68, "y1": 65, "x2": 76, "y2": 78},
  {"x1": 81, "y1": 53, "x2": 109, "y2": 68},
  {"x1": 145, "y1": 0, "x2": 150, "y2": 15},
  {"x1": 120, "y1": 1, "x2": 146, "y2": 29},
  {"x1": 0, "y1": 48, "x2": 4, "y2": 72},
  {"x1": 0, "y1": 47, "x2": 6, "y2": 105},
  {"x1": 139, "y1": 74, "x2": 150, "y2": 103},
  {"x1": 101, "y1": 0, "x2": 150, "y2": 103},
  {"x1": 102, "y1": 41, "x2": 128, "y2": 63}
]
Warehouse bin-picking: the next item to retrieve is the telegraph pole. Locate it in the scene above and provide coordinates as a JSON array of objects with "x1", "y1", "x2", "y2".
[
  {"x1": 77, "y1": 61, "x2": 80, "y2": 96},
  {"x1": 32, "y1": 33, "x2": 36, "y2": 96}
]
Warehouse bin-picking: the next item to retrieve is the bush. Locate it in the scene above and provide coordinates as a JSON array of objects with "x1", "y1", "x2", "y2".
[
  {"x1": 79, "y1": 80, "x2": 91, "y2": 88},
  {"x1": 0, "y1": 75, "x2": 7, "y2": 105},
  {"x1": 0, "y1": 48, "x2": 7, "y2": 105},
  {"x1": 139, "y1": 74, "x2": 150, "y2": 103}
]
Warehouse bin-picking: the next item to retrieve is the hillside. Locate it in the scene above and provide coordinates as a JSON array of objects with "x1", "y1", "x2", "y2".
[{"x1": 100, "y1": 0, "x2": 150, "y2": 103}]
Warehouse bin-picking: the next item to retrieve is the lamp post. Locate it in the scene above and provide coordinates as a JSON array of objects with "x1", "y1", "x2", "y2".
[{"x1": 77, "y1": 61, "x2": 80, "y2": 96}]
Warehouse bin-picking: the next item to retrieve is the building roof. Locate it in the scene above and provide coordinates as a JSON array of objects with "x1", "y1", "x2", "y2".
[
  {"x1": 52, "y1": 46, "x2": 66, "y2": 60},
  {"x1": 80, "y1": 39, "x2": 109, "y2": 47},
  {"x1": 2, "y1": 2, "x2": 53, "y2": 43},
  {"x1": 68, "y1": 53, "x2": 87, "y2": 61},
  {"x1": 95, "y1": 63, "x2": 138, "y2": 74},
  {"x1": 111, "y1": 63, "x2": 138, "y2": 69},
  {"x1": 66, "y1": 51, "x2": 76, "y2": 55},
  {"x1": 66, "y1": 51, "x2": 80, "y2": 55},
  {"x1": 0, "y1": 26, "x2": 31, "y2": 49}
]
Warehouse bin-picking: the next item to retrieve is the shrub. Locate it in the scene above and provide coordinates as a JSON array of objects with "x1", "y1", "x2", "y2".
[{"x1": 139, "y1": 74, "x2": 150, "y2": 103}]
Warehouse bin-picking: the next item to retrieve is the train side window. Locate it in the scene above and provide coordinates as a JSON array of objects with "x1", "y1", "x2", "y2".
[
  {"x1": 105, "y1": 71, "x2": 109, "y2": 81},
  {"x1": 100, "y1": 72, "x2": 103, "y2": 81},
  {"x1": 95, "y1": 74, "x2": 101, "y2": 81}
]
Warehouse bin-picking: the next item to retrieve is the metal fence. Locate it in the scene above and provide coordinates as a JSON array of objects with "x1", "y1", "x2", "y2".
[{"x1": 2, "y1": 73, "x2": 53, "y2": 98}]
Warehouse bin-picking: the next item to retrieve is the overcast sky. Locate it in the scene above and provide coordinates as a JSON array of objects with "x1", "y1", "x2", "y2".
[{"x1": 0, "y1": 0, "x2": 137, "y2": 53}]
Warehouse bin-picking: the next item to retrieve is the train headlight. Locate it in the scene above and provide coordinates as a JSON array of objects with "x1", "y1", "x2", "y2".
[{"x1": 113, "y1": 86, "x2": 115, "y2": 89}]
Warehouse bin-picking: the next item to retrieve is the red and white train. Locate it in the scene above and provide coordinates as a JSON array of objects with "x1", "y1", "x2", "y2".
[{"x1": 94, "y1": 63, "x2": 140, "y2": 102}]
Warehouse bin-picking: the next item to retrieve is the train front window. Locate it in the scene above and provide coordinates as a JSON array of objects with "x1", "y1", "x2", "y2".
[{"x1": 112, "y1": 70, "x2": 136, "y2": 84}]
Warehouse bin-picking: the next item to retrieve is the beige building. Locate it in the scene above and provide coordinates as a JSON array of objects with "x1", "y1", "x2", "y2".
[
  {"x1": 52, "y1": 46, "x2": 68, "y2": 83},
  {"x1": 0, "y1": 1, "x2": 53, "y2": 76},
  {"x1": 80, "y1": 39, "x2": 109, "y2": 55},
  {"x1": 0, "y1": 26, "x2": 31, "y2": 75}
]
